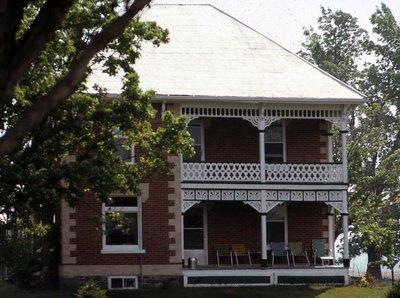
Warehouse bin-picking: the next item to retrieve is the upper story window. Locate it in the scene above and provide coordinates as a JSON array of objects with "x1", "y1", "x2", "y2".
[
  {"x1": 265, "y1": 120, "x2": 285, "y2": 163},
  {"x1": 184, "y1": 121, "x2": 204, "y2": 162},
  {"x1": 102, "y1": 196, "x2": 144, "y2": 254},
  {"x1": 113, "y1": 131, "x2": 135, "y2": 163}
]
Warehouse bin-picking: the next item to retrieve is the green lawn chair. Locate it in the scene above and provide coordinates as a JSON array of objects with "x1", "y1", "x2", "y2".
[
  {"x1": 271, "y1": 242, "x2": 289, "y2": 266},
  {"x1": 312, "y1": 239, "x2": 327, "y2": 265},
  {"x1": 215, "y1": 244, "x2": 233, "y2": 267},
  {"x1": 288, "y1": 242, "x2": 310, "y2": 266}
]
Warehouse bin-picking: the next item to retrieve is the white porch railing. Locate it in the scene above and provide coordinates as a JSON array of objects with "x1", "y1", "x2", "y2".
[
  {"x1": 182, "y1": 162, "x2": 343, "y2": 183},
  {"x1": 182, "y1": 162, "x2": 260, "y2": 182},
  {"x1": 265, "y1": 163, "x2": 343, "y2": 183}
]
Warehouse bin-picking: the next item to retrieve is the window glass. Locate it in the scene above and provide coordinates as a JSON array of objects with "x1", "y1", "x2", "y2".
[
  {"x1": 103, "y1": 196, "x2": 141, "y2": 251},
  {"x1": 267, "y1": 222, "x2": 285, "y2": 243},
  {"x1": 124, "y1": 278, "x2": 136, "y2": 288},
  {"x1": 106, "y1": 197, "x2": 138, "y2": 207},
  {"x1": 111, "y1": 278, "x2": 123, "y2": 289},
  {"x1": 265, "y1": 121, "x2": 284, "y2": 163},
  {"x1": 184, "y1": 123, "x2": 203, "y2": 162},
  {"x1": 184, "y1": 207, "x2": 204, "y2": 249},
  {"x1": 105, "y1": 212, "x2": 138, "y2": 245},
  {"x1": 113, "y1": 130, "x2": 134, "y2": 163}
]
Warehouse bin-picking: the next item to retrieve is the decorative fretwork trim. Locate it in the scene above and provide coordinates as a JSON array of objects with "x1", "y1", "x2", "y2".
[
  {"x1": 326, "y1": 202, "x2": 346, "y2": 213},
  {"x1": 182, "y1": 201, "x2": 201, "y2": 213},
  {"x1": 181, "y1": 104, "x2": 344, "y2": 126},
  {"x1": 243, "y1": 201, "x2": 262, "y2": 213},
  {"x1": 182, "y1": 189, "x2": 344, "y2": 203},
  {"x1": 264, "y1": 201, "x2": 282, "y2": 213}
]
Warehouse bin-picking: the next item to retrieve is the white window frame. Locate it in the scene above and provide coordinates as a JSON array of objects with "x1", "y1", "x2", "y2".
[
  {"x1": 113, "y1": 130, "x2": 135, "y2": 164},
  {"x1": 101, "y1": 195, "x2": 145, "y2": 254},
  {"x1": 265, "y1": 120, "x2": 286, "y2": 163},
  {"x1": 266, "y1": 203, "x2": 288, "y2": 247},
  {"x1": 108, "y1": 276, "x2": 138, "y2": 290},
  {"x1": 185, "y1": 120, "x2": 205, "y2": 162}
]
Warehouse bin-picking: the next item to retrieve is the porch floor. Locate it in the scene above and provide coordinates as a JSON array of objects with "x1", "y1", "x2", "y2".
[{"x1": 183, "y1": 266, "x2": 348, "y2": 287}]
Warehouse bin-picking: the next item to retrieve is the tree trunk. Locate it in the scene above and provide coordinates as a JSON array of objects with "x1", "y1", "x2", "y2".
[
  {"x1": 366, "y1": 246, "x2": 382, "y2": 280},
  {"x1": 391, "y1": 266, "x2": 395, "y2": 286}
]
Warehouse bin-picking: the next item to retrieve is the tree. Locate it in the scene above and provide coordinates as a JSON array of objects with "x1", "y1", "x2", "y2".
[
  {"x1": 0, "y1": 1, "x2": 193, "y2": 286},
  {"x1": 0, "y1": 0, "x2": 152, "y2": 156},
  {"x1": 298, "y1": 6, "x2": 369, "y2": 84},
  {"x1": 299, "y1": 5, "x2": 400, "y2": 280}
]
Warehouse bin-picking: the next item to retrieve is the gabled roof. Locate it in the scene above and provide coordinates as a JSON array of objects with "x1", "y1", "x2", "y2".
[{"x1": 88, "y1": 4, "x2": 366, "y2": 104}]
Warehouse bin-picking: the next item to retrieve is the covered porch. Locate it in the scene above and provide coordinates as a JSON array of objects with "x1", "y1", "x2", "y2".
[
  {"x1": 181, "y1": 197, "x2": 349, "y2": 286},
  {"x1": 181, "y1": 190, "x2": 348, "y2": 266}
]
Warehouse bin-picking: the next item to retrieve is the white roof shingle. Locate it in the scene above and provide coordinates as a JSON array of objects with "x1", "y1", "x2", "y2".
[{"x1": 88, "y1": 4, "x2": 366, "y2": 104}]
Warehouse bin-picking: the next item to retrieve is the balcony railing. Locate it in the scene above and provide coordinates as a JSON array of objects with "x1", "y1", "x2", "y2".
[{"x1": 182, "y1": 162, "x2": 343, "y2": 183}]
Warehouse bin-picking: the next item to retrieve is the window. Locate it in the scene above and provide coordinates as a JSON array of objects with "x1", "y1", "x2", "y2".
[
  {"x1": 266, "y1": 204, "x2": 287, "y2": 245},
  {"x1": 113, "y1": 131, "x2": 135, "y2": 163},
  {"x1": 102, "y1": 196, "x2": 144, "y2": 254},
  {"x1": 265, "y1": 121, "x2": 285, "y2": 163},
  {"x1": 108, "y1": 276, "x2": 138, "y2": 290},
  {"x1": 184, "y1": 122, "x2": 203, "y2": 162},
  {"x1": 184, "y1": 207, "x2": 205, "y2": 249}
]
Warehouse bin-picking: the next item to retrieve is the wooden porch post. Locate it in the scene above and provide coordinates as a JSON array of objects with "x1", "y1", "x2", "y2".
[
  {"x1": 181, "y1": 212, "x2": 185, "y2": 268},
  {"x1": 328, "y1": 207, "x2": 335, "y2": 257},
  {"x1": 259, "y1": 130, "x2": 266, "y2": 182},
  {"x1": 342, "y1": 190, "x2": 350, "y2": 267},
  {"x1": 340, "y1": 121, "x2": 350, "y2": 267},
  {"x1": 261, "y1": 213, "x2": 268, "y2": 267},
  {"x1": 340, "y1": 122, "x2": 348, "y2": 183}
]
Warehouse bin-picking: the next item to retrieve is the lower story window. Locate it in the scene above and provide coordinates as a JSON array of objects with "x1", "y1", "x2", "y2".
[
  {"x1": 102, "y1": 196, "x2": 145, "y2": 254},
  {"x1": 108, "y1": 276, "x2": 138, "y2": 290}
]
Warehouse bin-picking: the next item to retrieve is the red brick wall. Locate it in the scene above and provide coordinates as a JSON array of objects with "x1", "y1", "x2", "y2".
[
  {"x1": 206, "y1": 202, "x2": 328, "y2": 264},
  {"x1": 204, "y1": 118, "x2": 259, "y2": 162},
  {"x1": 70, "y1": 103, "x2": 176, "y2": 266},
  {"x1": 207, "y1": 202, "x2": 260, "y2": 264},
  {"x1": 203, "y1": 118, "x2": 326, "y2": 163},
  {"x1": 286, "y1": 119, "x2": 327, "y2": 162},
  {"x1": 287, "y1": 202, "x2": 328, "y2": 252}
]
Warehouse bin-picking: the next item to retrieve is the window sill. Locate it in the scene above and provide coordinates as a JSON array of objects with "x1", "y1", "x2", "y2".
[{"x1": 101, "y1": 247, "x2": 146, "y2": 254}]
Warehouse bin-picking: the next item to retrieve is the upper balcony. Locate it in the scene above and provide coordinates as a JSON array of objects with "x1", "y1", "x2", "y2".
[
  {"x1": 180, "y1": 104, "x2": 349, "y2": 186},
  {"x1": 182, "y1": 162, "x2": 343, "y2": 184}
]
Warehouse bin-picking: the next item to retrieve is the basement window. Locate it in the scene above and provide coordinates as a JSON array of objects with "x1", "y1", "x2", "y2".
[{"x1": 108, "y1": 276, "x2": 138, "y2": 290}]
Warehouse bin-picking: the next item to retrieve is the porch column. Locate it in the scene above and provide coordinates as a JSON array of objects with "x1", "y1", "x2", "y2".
[
  {"x1": 340, "y1": 121, "x2": 348, "y2": 183},
  {"x1": 261, "y1": 213, "x2": 268, "y2": 267},
  {"x1": 181, "y1": 212, "x2": 185, "y2": 268},
  {"x1": 260, "y1": 191, "x2": 268, "y2": 267},
  {"x1": 259, "y1": 129, "x2": 266, "y2": 182},
  {"x1": 328, "y1": 207, "x2": 335, "y2": 257},
  {"x1": 342, "y1": 190, "x2": 350, "y2": 267}
]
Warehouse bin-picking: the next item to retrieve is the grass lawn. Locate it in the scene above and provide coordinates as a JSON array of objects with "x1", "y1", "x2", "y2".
[{"x1": 0, "y1": 281, "x2": 389, "y2": 298}]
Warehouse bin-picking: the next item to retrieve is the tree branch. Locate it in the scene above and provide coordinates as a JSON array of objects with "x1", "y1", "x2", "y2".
[
  {"x1": 0, "y1": 0, "x2": 152, "y2": 157},
  {"x1": 0, "y1": 0, "x2": 74, "y2": 110}
]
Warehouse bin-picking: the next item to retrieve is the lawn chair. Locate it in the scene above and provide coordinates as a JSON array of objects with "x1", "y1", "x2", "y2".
[
  {"x1": 288, "y1": 242, "x2": 310, "y2": 266},
  {"x1": 312, "y1": 239, "x2": 327, "y2": 265},
  {"x1": 215, "y1": 244, "x2": 233, "y2": 267},
  {"x1": 231, "y1": 244, "x2": 252, "y2": 266},
  {"x1": 271, "y1": 242, "x2": 289, "y2": 266}
]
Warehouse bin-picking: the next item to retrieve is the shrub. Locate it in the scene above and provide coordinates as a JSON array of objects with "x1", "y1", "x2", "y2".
[
  {"x1": 386, "y1": 282, "x2": 400, "y2": 298},
  {"x1": 359, "y1": 273, "x2": 376, "y2": 288},
  {"x1": 76, "y1": 279, "x2": 107, "y2": 298}
]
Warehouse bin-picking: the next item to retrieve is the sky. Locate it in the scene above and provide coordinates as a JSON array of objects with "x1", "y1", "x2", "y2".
[{"x1": 154, "y1": 0, "x2": 400, "y2": 53}]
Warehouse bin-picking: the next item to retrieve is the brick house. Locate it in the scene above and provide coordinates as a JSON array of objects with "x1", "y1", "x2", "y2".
[{"x1": 59, "y1": 4, "x2": 366, "y2": 288}]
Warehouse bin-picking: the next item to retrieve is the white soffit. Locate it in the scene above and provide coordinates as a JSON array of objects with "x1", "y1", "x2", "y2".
[{"x1": 88, "y1": 4, "x2": 366, "y2": 104}]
